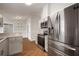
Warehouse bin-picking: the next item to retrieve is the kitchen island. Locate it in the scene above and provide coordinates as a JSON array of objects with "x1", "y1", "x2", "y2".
[{"x1": 0, "y1": 33, "x2": 23, "y2": 56}]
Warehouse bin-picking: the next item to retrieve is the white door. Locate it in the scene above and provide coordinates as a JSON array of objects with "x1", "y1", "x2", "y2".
[{"x1": 27, "y1": 24, "x2": 31, "y2": 40}]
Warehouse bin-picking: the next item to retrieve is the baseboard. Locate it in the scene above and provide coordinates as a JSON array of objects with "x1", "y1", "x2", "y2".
[{"x1": 23, "y1": 37, "x2": 28, "y2": 40}]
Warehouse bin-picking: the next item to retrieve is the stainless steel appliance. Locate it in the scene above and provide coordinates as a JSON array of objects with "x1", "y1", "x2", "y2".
[
  {"x1": 41, "y1": 21, "x2": 48, "y2": 28},
  {"x1": 48, "y1": 3, "x2": 79, "y2": 56},
  {"x1": 38, "y1": 34, "x2": 45, "y2": 49}
]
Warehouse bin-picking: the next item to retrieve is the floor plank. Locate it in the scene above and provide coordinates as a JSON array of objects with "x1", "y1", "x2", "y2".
[{"x1": 17, "y1": 39, "x2": 48, "y2": 56}]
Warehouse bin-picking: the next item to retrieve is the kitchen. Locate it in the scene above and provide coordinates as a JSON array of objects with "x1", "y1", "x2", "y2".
[{"x1": 0, "y1": 3, "x2": 79, "y2": 56}]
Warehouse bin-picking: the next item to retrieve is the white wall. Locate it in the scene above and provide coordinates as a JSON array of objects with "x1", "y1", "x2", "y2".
[
  {"x1": 48, "y1": 3, "x2": 74, "y2": 16},
  {"x1": 26, "y1": 17, "x2": 31, "y2": 40},
  {"x1": 25, "y1": 15, "x2": 41, "y2": 41},
  {"x1": 31, "y1": 16, "x2": 40, "y2": 42},
  {"x1": 41, "y1": 4, "x2": 48, "y2": 19},
  {"x1": 13, "y1": 19, "x2": 27, "y2": 38}
]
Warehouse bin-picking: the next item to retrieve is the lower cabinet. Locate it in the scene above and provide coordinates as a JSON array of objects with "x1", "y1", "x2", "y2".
[
  {"x1": 8, "y1": 37, "x2": 23, "y2": 55},
  {"x1": 0, "y1": 47, "x2": 3, "y2": 56},
  {"x1": 0, "y1": 39, "x2": 8, "y2": 56},
  {"x1": 0, "y1": 36, "x2": 23, "y2": 56}
]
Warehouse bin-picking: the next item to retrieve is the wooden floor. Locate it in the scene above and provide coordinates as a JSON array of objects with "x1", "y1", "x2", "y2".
[{"x1": 17, "y1": 39, "x2": 48, "y2": 56}]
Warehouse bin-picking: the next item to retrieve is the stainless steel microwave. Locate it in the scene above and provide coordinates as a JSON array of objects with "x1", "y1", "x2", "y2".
[{"x1": 41, "y1": 21, "x2": 48, "y2": 28}]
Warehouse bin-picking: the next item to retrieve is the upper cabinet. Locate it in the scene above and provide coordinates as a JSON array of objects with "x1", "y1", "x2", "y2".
[{"x1": 0, "y1": 15, "x2": 3, "y2": 27}]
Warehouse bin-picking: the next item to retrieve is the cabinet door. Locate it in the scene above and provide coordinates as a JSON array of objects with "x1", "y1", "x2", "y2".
[
  {"x1": 9, "y1": 37, "x2": 23, "y2": 55},
  {"x1": 0, "y1": 44, "x2": 3, "y2": 56},
  {"x1": 15, "y1": 37, "x2": 22, "y2": 53},
  {"x1": 75, "y1": 3, "x2": 79, "y2": 46},
  {"x1": 0, "y1": 17, "x2": 3, "y2": 27},
  {"x1": 2, "y1": 39, "x2": 8, "y2": 56},
  {"x1": 9, "y1": 37, "x2": 17, "y2": 55},
  {"x1": 0, "y1": 39, "x2": 8, "y2": 56}
]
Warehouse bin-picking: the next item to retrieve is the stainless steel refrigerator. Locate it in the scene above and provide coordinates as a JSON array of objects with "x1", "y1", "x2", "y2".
[{"x1": 48, "y1": 3, "x2": 79, "y2": 56}]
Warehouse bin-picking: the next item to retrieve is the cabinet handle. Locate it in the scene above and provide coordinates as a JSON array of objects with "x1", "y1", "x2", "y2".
[{"x1": 59, "y1": 13, "x2": 60, "y2": 35}]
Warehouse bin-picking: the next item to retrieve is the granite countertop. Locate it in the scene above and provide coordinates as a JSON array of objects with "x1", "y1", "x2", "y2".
[
  {"x1": 0, "y1": 33, "x2": 23, "y2": 43},
  {"x1": 0, "y1": 37, "x2": 7, "y2": 43}
]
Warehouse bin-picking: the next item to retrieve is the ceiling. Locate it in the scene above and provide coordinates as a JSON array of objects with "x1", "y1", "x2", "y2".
[{"x1": 0, "y1": 3, "x2": 46, "y2": 20}]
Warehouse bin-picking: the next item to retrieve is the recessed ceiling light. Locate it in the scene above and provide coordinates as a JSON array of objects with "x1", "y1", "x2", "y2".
[
  {"x1": 24, "y1": 0, "x2": 32, "y2": 6},
  {"x1": 14, "y1": 16, "x2": 26, "y2": 20},
  {"x1": 14, "y1": 16, "x2": 22, "y2": 19},
  {"x1": 25, "y1": 2, "x2": 32, "y2": 6}
]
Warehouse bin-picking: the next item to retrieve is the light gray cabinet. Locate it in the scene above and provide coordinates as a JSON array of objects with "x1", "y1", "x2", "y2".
[
  {"x1": 8, "y1": 37, "x2": 23, "y2": 55},
  {"x1": 0, "y1": 39, "x2": 8, "y2": 56},
  {"x1": 0, "y1": 36, "x2": 23, "y2": 56},
  {"x1": 0, "y1": 44, "x2": 3, "y2": 56},
  {"x1": 0, "y1": 17, "x2": 3, "y2": 27}
]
